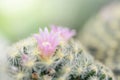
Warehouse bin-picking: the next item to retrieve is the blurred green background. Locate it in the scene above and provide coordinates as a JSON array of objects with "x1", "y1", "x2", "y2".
[{"x1": 0, "y1": 0, "x2": 116, "y2": 42}]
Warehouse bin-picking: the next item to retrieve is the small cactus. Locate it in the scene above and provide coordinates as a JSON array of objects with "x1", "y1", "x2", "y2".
[
  {"x1": 79, "y1": 2, "x2": 120, "y2": 80},
  {"x1": 6, "y1": 26, "x2": 114, "y2": 80}
]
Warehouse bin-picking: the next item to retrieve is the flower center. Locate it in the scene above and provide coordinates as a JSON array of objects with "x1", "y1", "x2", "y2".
[{"x1": 42, "y1": 41, "x2": 51, "y2": 47}]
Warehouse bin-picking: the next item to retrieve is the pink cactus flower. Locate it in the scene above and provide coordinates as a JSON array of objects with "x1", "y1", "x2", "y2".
[
  {"x1": 22, "y1": 54, "x2": 29, "y2": 63},
  {"x1": 34, "y1": 28, "x2": 59, "y2": 57},
  {"x1": 50, "y1": 25, "x2": 76, "y2": 41}
]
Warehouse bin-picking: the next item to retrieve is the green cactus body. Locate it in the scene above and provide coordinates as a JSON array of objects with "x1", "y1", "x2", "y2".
[
  {"x1": 79, "y1": 2, "x2": 120, "y2": 80},
  {"x1": 6, "y1": 36, "x2": 115, "y2": 80}
]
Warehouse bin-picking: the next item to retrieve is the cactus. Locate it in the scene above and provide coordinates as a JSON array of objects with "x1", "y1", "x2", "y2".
[
  {"x1": 78, "y1": 2, "x2": 120, "y2": 80},
  {"x1": 6, "y1": 26, "x2": 115, "y2": 80}
]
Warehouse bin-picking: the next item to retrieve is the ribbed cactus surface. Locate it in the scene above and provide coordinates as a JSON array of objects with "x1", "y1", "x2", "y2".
[
  {"x1": 79, "y1": 2, "x2": 120, "y2": 80},
  {"x1": 6, "y1": 26, "x2": 115, "y2": 80}
]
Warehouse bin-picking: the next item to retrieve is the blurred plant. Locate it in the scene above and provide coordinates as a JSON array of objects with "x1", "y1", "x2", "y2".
[
  {"x1": 78, "y1": 2, "x2": 120, "y2": 80},
  {"x1": 6, "y1": 26, "x2": 114, "y2": 80},
  {"x1": 0, "y1": 34, "x2": 13, "y2": 80}
]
